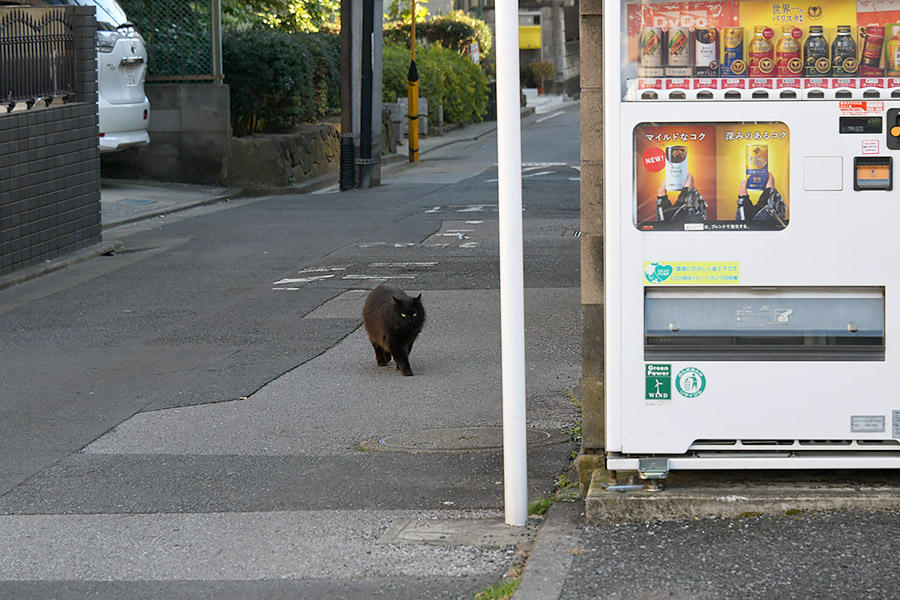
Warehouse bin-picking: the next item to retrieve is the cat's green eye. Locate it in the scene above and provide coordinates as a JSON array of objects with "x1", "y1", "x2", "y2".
[
  {"x1": 413, "y1": 313, "x2": 417, "y2": 317},
  {"x1": 401, "y1": 313, "x2": 407, "y2": 317}
]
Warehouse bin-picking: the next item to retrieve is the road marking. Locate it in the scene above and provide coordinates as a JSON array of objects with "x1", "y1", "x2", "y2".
[
  {"x1": 423, "y1": 205, "x2": 499, "y2": 214},
  {"x1": 273, "y1": 275, "x2": 335, "y2": 286},
  {"x1": 369, "y1": 262, "x2": 438, "y2": 268},
  {"x1": 342, "y1": 274, "x2": 417, "y2": 280},
  {"x1": 535, "y1": 110, "x2": 565, "y2": 123},
  {"x1": 298, "y1": 266, "x2": 346, "y2": 274},
  {"x1": 358, "y1": 242, "x2": 416, "y2": 248}
]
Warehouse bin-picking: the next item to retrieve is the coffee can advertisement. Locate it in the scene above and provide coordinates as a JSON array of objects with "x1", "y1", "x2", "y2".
[
  {"x1": 634, "y1": 122, "x2": 790, "y2": 232},
  {"x1": 746, "y1": 144, "x2": 768, "y2": 190},
  {"x1": 665, "y1": 146, "x2": 689, "y2": 191}
]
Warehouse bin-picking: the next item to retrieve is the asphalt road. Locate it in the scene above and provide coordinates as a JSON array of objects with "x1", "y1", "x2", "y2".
[{"x1": 0, "y1": 102, "x2": 582, "y2": 598}]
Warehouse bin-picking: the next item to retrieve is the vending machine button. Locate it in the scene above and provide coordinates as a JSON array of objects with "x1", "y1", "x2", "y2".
[{"x1": 888, "y1": 108, "x2": 900, "y2": 150}]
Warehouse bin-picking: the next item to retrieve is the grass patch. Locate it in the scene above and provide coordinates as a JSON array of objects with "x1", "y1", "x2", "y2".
[{"x1": 474, "y1": 577, "x2": 521, "y2": 600}]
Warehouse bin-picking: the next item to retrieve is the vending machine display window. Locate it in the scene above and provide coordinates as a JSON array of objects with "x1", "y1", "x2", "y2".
[{"x1": 635, "y1": 121, "x2": 790, "y2": 230}]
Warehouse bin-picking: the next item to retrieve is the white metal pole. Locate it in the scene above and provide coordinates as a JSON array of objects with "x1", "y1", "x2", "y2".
[{"x1": 495, "y1": 0, "x2": 528, "y2": 527}]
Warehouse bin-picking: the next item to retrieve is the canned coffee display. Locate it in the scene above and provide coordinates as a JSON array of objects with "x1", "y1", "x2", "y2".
[
  {"x1": 804, "y1": 25, "x2": 830, "y2": 77},
  {"x1": 694, "y1": 28, "x2": 719, "y2": 77},
  {"x1": 666, "y1": 27, "x2": 692, "y2": 77},
  {"x1": 638, "y1": 26, "x2": 665, "y2": 77},
  {"x1": 721, "y1": 27, "x2": 746, "y2": 77},
  {"x1": 860, "y1": 24, "x2": 885, "y2": 76}
]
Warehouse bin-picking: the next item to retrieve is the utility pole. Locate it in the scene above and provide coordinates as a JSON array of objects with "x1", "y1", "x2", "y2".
[
  {"x1": 339, "y1": 0, "x2": 355, "y2": 190},
  {"x1": 407, "y1": 0, "x2": 419, "y2": 162},
  {"x1": 342, "y1": 0, "x2": 383, "y2": 190}
]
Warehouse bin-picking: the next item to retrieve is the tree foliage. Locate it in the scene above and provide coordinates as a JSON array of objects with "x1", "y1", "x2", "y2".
[
  {"x1": 383, "y1": 11, "x2": 492, "y2": 60},
  {"x1": 222, "y1": 0, "x2": 339, "y2": 32}
]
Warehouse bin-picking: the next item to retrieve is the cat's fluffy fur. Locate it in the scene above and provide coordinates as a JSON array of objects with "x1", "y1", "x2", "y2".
[{"x1": 362, "y1": 285, "x2": 425, "y2": 376}]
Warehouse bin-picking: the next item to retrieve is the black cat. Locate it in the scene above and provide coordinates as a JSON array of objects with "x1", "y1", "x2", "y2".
[{"x1": 362, "y1": 285, "x2": 425, "y2": 376}]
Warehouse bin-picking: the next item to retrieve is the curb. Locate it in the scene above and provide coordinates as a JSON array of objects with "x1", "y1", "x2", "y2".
[
  {"x1": 512, "y1": 501, "x2": 584, "y2": 600},
  {"x1": 585, "y1": 469, "x2": 900, "y2": 524},
  {"x1": 0, "y1": 240, "x2": 123, "y2": 293},
  {"x1": 102, "y1": 186, "x2": 248, "y2": 230}
]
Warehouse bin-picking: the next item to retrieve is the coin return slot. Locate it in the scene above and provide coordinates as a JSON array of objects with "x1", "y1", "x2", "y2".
[
  {"x1": 864, "y1": 90, "x2": 881, "y2": 98},
  {"x1": 752, "y1": 90, "x2": 769, "y2": 99},
  {"x1": 779, "y1": 90, "x2": 797, "y2": 99},
  {"x1": 808, "y1": 90, "x2": 825, "y2": 99},
  {"x1": 641, "y1": 91, "x2": 659, "y2": 100}
]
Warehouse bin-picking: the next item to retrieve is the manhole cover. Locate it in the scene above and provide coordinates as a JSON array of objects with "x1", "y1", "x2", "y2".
[{"x1": 361, "y1": 427, "x2": 569, "y2": 453}]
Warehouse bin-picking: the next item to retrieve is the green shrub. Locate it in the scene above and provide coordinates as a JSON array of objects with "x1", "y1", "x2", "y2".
[
  {"x1": 383, "y1": 42, "x2": 488, "y2": 124},
  {"x1": 223, "y1": 27, "x2": 340, "y2": 136},
  {"x1": 384, "y1": 11, "x2": 492, "y2": 61}
]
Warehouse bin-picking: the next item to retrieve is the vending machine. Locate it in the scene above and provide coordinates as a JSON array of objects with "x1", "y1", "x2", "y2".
[{"x1": 604, "y1": 0, "x2": 900, "y2": 475}]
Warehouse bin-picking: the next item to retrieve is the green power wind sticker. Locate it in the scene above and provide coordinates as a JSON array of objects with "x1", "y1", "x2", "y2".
[
  {"x1": 645, "y1": 364, "x2": 671, "y2": 400},
  {"x1": 675, "y1": 367, "x2": 706, "y2": 398}
]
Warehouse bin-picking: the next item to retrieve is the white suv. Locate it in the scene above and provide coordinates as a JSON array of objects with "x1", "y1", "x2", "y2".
[{"x1": 32, "y1": 0, "x2": 151, "y2": 152}]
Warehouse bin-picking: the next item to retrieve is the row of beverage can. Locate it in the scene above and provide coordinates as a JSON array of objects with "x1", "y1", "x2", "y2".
[{"x1": 638, "y1": 25, "x2": 900, "y2": 79}]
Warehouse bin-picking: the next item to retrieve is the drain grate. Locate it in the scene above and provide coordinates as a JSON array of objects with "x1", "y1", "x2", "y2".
[{"x1": 118, "y1": 198, "x2": 157, "y2": 205}]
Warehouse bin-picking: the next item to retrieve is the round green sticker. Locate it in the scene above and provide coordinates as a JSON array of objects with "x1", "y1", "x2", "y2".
[{"x1": 675, "y1": 367, "x2": 706, "y2": 398}]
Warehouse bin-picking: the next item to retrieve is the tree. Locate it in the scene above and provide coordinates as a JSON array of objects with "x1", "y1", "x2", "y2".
[{"x1": 222, "y1": 0, "x2": 339, "y2": 32}]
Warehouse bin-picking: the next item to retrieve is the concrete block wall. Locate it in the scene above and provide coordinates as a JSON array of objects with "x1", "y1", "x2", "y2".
[
  {"x1": 580, "y1": 0, "x2": 605, "y2": 453},
  {"x1": 101, "y1": 84, "x2": 232, "y2": 185},
  {"x1": 0, "y1": 5, "x2": 100, "y2": 276}
]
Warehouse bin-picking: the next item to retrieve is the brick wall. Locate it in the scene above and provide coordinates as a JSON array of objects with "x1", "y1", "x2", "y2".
[{"x1": 0, "y1": 6, "x2": 100, "y2": 276}]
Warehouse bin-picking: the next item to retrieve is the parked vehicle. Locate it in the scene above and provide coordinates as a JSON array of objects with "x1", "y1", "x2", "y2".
[{"x1": 5, "y1": 0, "x2": 150, "y2": 152}]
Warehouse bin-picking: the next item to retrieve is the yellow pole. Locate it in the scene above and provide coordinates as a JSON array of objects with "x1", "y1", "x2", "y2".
[{"x1": 407, "y1": 0, "x2": 419, "y2": 162}]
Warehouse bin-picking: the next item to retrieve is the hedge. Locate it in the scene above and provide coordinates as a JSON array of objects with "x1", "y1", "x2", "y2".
[
  {"x1": 223, "y1": 27, "x2": 340, "y2": 136},
  {"x1": 383, "y1": 42, "x2": 488, "y2": 124}
]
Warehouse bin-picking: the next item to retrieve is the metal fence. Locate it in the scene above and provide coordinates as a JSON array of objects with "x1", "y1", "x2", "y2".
[
  {"x1": 118, "y1": 0, "x2": 222, "y2": 83},
  {"x1": 0, "y1": 7, "x2": 75, "y2": 109}
]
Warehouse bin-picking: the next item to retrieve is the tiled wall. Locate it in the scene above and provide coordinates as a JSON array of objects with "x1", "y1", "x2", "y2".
[{"x1": 0, "y1": 6, "x2": 100, "y2": 276}]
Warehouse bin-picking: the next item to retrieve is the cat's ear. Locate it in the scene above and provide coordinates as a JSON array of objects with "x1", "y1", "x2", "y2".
[
  {"x1": 392, "y1": 296, "x2": 401, "y2": 304},
  {"x1": 415, "y1": 294, "x2": 422, "y2": 301}
]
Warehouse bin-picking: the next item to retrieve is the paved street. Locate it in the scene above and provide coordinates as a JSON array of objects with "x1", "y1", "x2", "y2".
[{"x1": 0, "y1": 101, "x2": 581, "y2": 598}]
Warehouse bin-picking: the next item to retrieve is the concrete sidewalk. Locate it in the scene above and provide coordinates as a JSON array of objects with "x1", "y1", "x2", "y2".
[{"x1": 98, "y1": 91, "x2": 575, "y2": 230}]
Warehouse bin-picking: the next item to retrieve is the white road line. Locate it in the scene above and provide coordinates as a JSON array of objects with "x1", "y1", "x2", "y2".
[
  {"x1": 535, "y1": 110, "x2": 565, "y2": 123},
  {"x1": 368, "y1": 262, "x2": 438, "y2": 268},
  {"x1": 341, "y1": 274, "x2": 417, "y2": 280},
  {"x1": 273, "y1": 275, "x2": 335, "y2": 285},
  {"x1": 298, "y1": 267, "x2": 346, "y2": 274}
]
